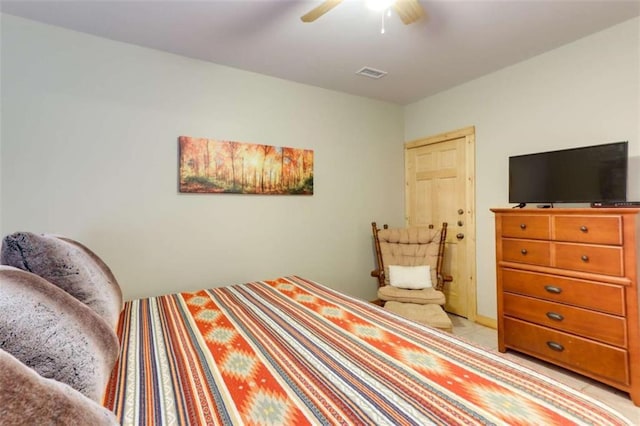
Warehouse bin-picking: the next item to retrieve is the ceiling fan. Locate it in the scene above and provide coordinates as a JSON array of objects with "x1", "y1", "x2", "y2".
[{"x1": 301, "y1": 0, "x2": 426, "y2": 25}]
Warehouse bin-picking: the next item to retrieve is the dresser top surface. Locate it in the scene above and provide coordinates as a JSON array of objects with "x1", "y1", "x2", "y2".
[{"x1": 491, "y1": 207, "x2": 640, "y2": 215}]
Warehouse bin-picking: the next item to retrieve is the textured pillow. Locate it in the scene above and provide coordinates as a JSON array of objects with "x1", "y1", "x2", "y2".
[
  {"x1": 0, "y1": 349, "x2": 118, "y2": 425},
  {"x1": 1, "y1": 232, "x2": 123, "y2": 328},
  {"x1": 388, "y1": 265, "x2": 432, "y2": 289},
  {"x1": 0, "y1": 266, "x2": 120, "y2": 402}
]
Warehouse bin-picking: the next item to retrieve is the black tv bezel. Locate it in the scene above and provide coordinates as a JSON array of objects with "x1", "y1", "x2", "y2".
[{"x1": 508, "y1": 141, "x2": 628, "y2": 204}]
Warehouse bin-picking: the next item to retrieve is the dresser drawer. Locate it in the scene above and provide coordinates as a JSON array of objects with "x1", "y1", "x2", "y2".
[
  {"x1": 501, "y1": 269, "x2": 625, "y2": 315},
  {"x1": 502, "y1": 239, "x2": 551, "y2": 266},
  {"x1": 504, "y1": 318, "x2": 629, "y2": 385},
  {"x1": 553, "y1": 215, "x2": 622, "y2": 245},
  {"x1": 554, "y1": 242, "x2": 623, "y2": 276},
  {"x1": 501, "y1": 215, "x2": 550, "y2": 240},
  {"x1": 503, "y1": 293, "x2": 626, "y2": 347}
]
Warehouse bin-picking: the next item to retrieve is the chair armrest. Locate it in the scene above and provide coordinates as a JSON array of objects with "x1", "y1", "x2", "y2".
[
  {"x1": 437, "y1": 274, "x2": 453, "y2": 282},
  {"x1": 371, "y1": 269, "x2": 385, "y2": 287}
]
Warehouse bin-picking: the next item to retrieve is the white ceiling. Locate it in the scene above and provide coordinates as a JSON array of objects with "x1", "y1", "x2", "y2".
[{"x1": 2, "y1": 0, "x2": 639, "y2": 105}]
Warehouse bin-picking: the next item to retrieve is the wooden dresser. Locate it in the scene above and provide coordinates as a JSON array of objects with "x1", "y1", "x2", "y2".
[{"x1": 492, "y1": 208, "x2": 640, "y2": 405}]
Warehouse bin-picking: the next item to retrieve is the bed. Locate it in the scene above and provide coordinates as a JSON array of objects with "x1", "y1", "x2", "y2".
[
  {"x1": 0, "y1": 232, "x2": 632, "y2": 425},
  {"x1": 102, "y1": 275, "x2": 631, "y2": 425}
]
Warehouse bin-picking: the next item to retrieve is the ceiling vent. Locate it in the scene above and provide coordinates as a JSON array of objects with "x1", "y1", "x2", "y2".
[{"x1": 356, "y1": 67, "x2": 388, "y2": 79}]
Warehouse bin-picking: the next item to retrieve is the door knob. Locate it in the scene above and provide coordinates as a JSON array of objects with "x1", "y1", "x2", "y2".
[
  {"x1": 456, "y1": 233, "x2": 464, "y2": 240},
  {"x1": 457, "y1": 209, "x2": 464, "y2": 215}
]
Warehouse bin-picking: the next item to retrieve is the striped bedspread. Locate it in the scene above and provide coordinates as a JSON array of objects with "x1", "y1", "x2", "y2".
[{"x1": 103, "y1": 276, "x2": 631, "y2": 425}]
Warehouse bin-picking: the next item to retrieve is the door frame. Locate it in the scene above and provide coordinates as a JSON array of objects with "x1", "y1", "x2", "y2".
[{"x1": 405, "y1": 126, "x2": 478, "y2": 323}]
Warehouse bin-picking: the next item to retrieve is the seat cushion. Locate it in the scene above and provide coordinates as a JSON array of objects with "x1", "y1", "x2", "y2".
[
  {"x1": 378, "y1": 285, "x2": 445, "y2": 305},
  {"x1": 384, "y1": 301, "x2": 453, "y2": 331},
  {"x1": 377, "y1": 227, "x2": 442, "y2": 286}
]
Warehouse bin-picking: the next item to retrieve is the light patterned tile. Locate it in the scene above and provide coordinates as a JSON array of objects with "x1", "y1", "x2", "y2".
[
  {"x1": 450, "y1": 315, "x2": 640, "y2": 422},
  {"x1": 581, "y1": 383, "x2": 640, "y2": 424}
]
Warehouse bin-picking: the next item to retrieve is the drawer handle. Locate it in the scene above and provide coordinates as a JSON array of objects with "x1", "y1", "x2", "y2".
[
  {"x1": 520, "y1": 223, "x2": 527, "y2": 230},
  {"x1": 581, "y1": 255, "x2": 589, "y2": 262},
  {"x1": 546, "y1": 312, "x2": 564, "y2": 321},
  {"x1": 520, "y1": 248, "x2": 528, "y2": 255},
  {"x1": 546, "y1": 341, "x2": 565, "y2": 352},
  {"x1": 544, "y1": 285, "x2": 562, "y2": 294},
  {"x1": 580, "y1": 225, "x2": 588, "y2": 233}
]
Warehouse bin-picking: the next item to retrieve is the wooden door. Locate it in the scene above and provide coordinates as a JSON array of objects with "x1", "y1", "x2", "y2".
[{"x1": 405, "y1": 127, "x2": 476, "y2": 320}]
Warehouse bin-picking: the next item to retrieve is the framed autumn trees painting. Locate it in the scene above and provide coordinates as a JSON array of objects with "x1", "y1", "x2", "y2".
[{"x1": 179, "y1": 136, "x2": 314, "y2": 195}]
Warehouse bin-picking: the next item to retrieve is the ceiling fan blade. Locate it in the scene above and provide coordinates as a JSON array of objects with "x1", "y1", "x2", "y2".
[
  {"x1": 301, "y1": 0, "x2": 344, "y2": 23},
  {"x1": 393, "y1": 0, "x2": 426, "y2": 25}
]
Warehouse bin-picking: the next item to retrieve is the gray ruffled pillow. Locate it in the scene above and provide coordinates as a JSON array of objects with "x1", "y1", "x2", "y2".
[
  {"x1": 0, "y1": 266, "x2": 120, "y2": 402},
  {"x1": 0, "y1": 349, "x2": 118, "y2": 425},
  {"x1": 1, "y1": 232, "x2": 123, "y2": 328}
]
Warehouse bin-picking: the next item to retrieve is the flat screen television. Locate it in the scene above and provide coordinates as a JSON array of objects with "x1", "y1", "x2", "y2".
[{"x1": 509, "y1": 141, "x2": 628, "y2": 204}]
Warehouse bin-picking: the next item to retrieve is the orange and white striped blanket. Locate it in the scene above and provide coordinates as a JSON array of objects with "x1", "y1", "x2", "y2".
[{"x1": 103, "y1": 276, "x2": 631, "y2": 425}]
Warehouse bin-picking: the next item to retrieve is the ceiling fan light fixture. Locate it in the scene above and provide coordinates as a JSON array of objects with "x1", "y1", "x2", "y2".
[
  {"x1": 301, "y1": 0, "x2": 424, "y2": 25},
  {"x1": 366, "y1": 0, "x2": 396, "y2": 12}
]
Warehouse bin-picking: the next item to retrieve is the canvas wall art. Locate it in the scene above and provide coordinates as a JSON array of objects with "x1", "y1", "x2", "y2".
[{"x1": 179, "y1": 136, "x2": 314, "y2": 195}]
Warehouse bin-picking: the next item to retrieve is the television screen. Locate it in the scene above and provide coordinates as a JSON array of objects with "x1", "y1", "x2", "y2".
[{"x1": 509, "y1": 141, "x2": 628, "y2": 204}]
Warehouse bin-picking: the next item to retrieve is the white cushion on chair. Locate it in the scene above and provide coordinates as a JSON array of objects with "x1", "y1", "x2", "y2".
[{"x1": 388, "y1": 265, "x2": 432, "y2": 289}]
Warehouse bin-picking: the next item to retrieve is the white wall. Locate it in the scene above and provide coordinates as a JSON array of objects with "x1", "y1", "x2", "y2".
[
  {"x1": 0, "y1": 15, "x2": 405, "y2": 301},
  {"x1": 4, "y1": 14, "x2": 638, "y2": 319},
  {"x1": 405, "y1": 17, "x2": 640, "y2": 319}
]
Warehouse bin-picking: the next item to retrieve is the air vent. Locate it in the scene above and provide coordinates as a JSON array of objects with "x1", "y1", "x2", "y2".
[{"x1": 356, "y1": 67, "x2": 388, "y2": 79}]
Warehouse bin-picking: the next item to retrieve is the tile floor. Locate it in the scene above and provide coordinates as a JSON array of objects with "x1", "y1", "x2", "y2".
[{"x1": 449, "y1": 314, "x2": 640, "y2": 424}]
